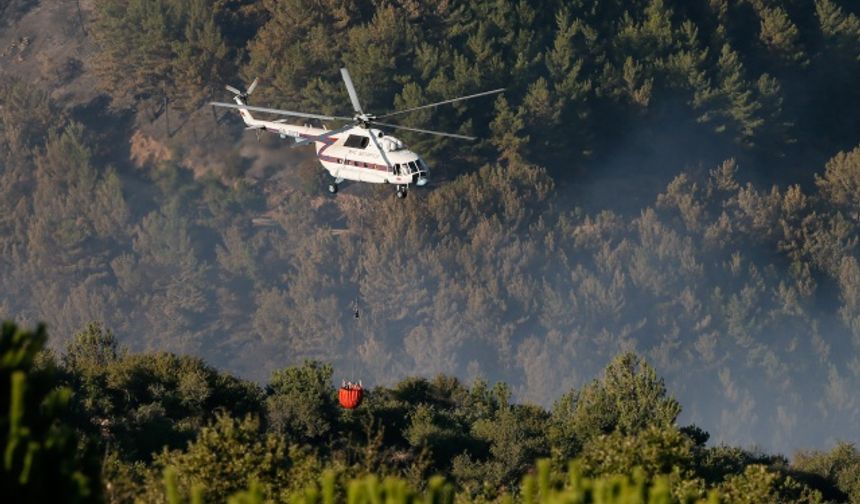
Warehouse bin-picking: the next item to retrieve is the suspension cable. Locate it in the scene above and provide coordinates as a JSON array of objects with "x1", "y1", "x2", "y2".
[{"x1": 351, "y1": 196, "x2": 365, "y2": 382}]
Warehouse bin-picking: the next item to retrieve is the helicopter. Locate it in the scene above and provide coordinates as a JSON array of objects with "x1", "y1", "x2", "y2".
[{"x1": 211, "y1": 68, "x2": 503, "y2": 199}]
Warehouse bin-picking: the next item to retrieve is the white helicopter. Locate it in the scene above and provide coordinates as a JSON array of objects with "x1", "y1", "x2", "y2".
[{"x1": 211, "y1": 68, "x2": 503, "y2": 198}]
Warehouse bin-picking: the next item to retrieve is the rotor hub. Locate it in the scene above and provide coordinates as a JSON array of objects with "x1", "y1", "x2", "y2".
[{"x1": 355, "y1": 113, "x2": 376, "y2": 127}]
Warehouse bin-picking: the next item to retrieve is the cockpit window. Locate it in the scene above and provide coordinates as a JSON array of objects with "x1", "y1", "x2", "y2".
[{"x1": 344, "y1": 135, "x2": 370, "y2": 149}]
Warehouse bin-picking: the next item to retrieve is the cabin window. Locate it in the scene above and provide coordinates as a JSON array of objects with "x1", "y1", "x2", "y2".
[{"x1": 344, "y1": 135, "x2": 370, "y2": 149}]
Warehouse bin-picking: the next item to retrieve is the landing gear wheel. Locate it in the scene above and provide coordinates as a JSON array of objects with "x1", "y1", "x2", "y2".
[
  {"x1": 328, "y1": 183, "x2": 338, "y2": 194},
  {"x1": 396, "y1": 187, "x2": 407, "y2": 199}
]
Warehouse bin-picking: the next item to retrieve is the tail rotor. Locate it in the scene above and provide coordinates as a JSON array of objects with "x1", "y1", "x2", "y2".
[{"x1": 225, "y1": 78, "x2": 259, "y2": 101}]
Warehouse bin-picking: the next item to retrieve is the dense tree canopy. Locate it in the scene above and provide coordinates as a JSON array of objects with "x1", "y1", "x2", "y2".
[
  {"x1": 6, "y1": 322, "x2": 860, "y2": 502},
  {"x1": 2, "y1": 0, "x2": 860, "y2": 461}
]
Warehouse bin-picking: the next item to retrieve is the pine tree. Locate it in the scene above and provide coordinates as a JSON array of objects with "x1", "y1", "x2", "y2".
[
  {"x1": 815, "y1": 0, "x2": 860, "y2": 60},
  {"x1": 92, "y1": 0, "x2": 177, "y2": 104},
  {"x1": 713, "y1": 44, "x2": 763, "y2": 145},
  {"x1": 816, "y1": 145, "x2": 860, "y2": 220},
  {"x1": 490, "y1": 96, "x2": 529, "y2": 163},
  {"x1": 758, "y1": 7, "x2": 807, "y2": 65},
  {"x1": 171, "y1": 0, "x2": 231, "y2": 111},
  {"x1": 559, "y1": 353, "x2": 682, "y2": 444}
]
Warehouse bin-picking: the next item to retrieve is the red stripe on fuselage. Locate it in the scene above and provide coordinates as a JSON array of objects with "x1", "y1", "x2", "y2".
[{"x1": 299, "y1": 132, "x2": 391, "y2": 172}]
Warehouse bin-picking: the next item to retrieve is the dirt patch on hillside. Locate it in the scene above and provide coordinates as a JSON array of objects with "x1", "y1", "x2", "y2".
[
  {"x1": 129, "y1": 130, "x2": 173, "y2": 168},
  {"x1": 0, "y1": 0, "x2": 100, "y2": 108}
]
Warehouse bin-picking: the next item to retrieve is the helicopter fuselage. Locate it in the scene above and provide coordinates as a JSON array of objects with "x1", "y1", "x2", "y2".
[
  {"x1": 313, "y1": 129, "x2": 428, "y2": 186},
  {"x1": 214, "y1": 69, "x2": 502, "y2": 198},
  {"x1": 235, "y1": 98, "x2": 428, "y2": 187}
]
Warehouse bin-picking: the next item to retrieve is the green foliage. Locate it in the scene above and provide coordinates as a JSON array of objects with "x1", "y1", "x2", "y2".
[
  {"x1": 794, "y1": 442, "x2": 860, "y2": 503},
  {"x1": 718, "y1": 464, "x2": 822, "y2": 504},
  {"x1": 0, "y1": 322, "x2": 99, "y2": 502},
  {"x1": 816, "y1": 0, "x2": 860, "y2": 59},
  {"x1": 266, "y1": 360, "x2": 338, "y2": 442},
  {"x1": 85, "y1": 0, "x2": 860, "y2": 164},
  {"x1": 0, "y1": 77, "x2": 56, "y2": 156},
  {"x1": 62, "y1": 327, "x2": 264, "y2": 462},
  {"x1": 491, "y1": 96, "x2": 529, "y2": 163},
  {"x1": 63, "y1": 321, "x2": 120, "y2": 372},
  {"x1": 92, "y1": 0, "x2": 236, "y2": 109},
  {"x1": 2, "y1": 322, "x2": 850, "y2": 502},
  {"x1": 557, "y1": 354, "x2": 681, "y2": 446},
  {"x1": 816, "y1": 145, "x2": 860, "y2": 219},
  {"x1": 758, "y1": 7, "x2": 806, "y2": 65},
  {"x1": 142, "y1": 414, "x2": 289, "y2": 503},
  {"x1": 580, "y1": 426, "x2": 694, "y2": 481},
  {"x1": 171, "y1": 0, "x2": 231, "y2": 110},
  {"x1": 284, "y1": 471, "x2": 453, "y2": 504},
  {"x1": 457, "y1": 403, "x2": 550, "y2": 492},
  {"x1": 246, "y1": 458, "x2": 719, "y2": 504}
]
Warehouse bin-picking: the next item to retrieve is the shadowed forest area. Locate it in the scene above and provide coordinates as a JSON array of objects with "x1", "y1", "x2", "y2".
[{"x1": 1, "y1": 0, "x2": 860, "y2": 476}]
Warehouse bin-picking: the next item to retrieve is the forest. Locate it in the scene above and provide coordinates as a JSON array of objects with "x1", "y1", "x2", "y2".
[
  {"x1": 1, "y1": 0, "x2": 860, "y2": 498},
  {"x1": 4, "y1": 320, "x2": 860, "y2": 502}
]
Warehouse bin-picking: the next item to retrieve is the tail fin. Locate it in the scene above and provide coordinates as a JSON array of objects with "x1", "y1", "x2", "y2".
[
  {"x1": 233, "y1": 95, "x2": 256, "y2": 125},
  {"x1": 225, "y1": 78, "x2": 259, "y2": 126}
]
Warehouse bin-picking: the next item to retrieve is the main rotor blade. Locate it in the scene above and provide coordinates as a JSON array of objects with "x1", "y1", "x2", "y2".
[
  {"x1": 368, "y1": 130, "x2": 393, "y2": 171},
  {"x1": 373, "y1": 121, "x2": 476, "y2": 141},
  {"x1": 246, "y1": 78, "x2": 259, "y2": 95},
  {"x1": 210, "y1": 102, "x2": 352, "y2": 121},
  {"x1": 225, "y1": 84, "x2": 243, "y2": 95},
  {"x1": 340, "y1": 68, "x2": 363, "y2": 114},
  {"x1": 377, "y1": 88, "x2": 505, "y2": 119},
  {"x1": 291, "y1": 125, "x2": 354, "y2": 148}
]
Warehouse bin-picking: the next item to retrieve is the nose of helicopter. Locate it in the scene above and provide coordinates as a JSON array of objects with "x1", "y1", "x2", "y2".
[{"x1": 416, "y1": 177, "x2": 428, "y2": 187}]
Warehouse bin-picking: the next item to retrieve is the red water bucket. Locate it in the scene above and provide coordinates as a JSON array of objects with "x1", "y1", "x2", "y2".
[{"x1": 339, "y1": 385, "x2": 363, "y2": 409}]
